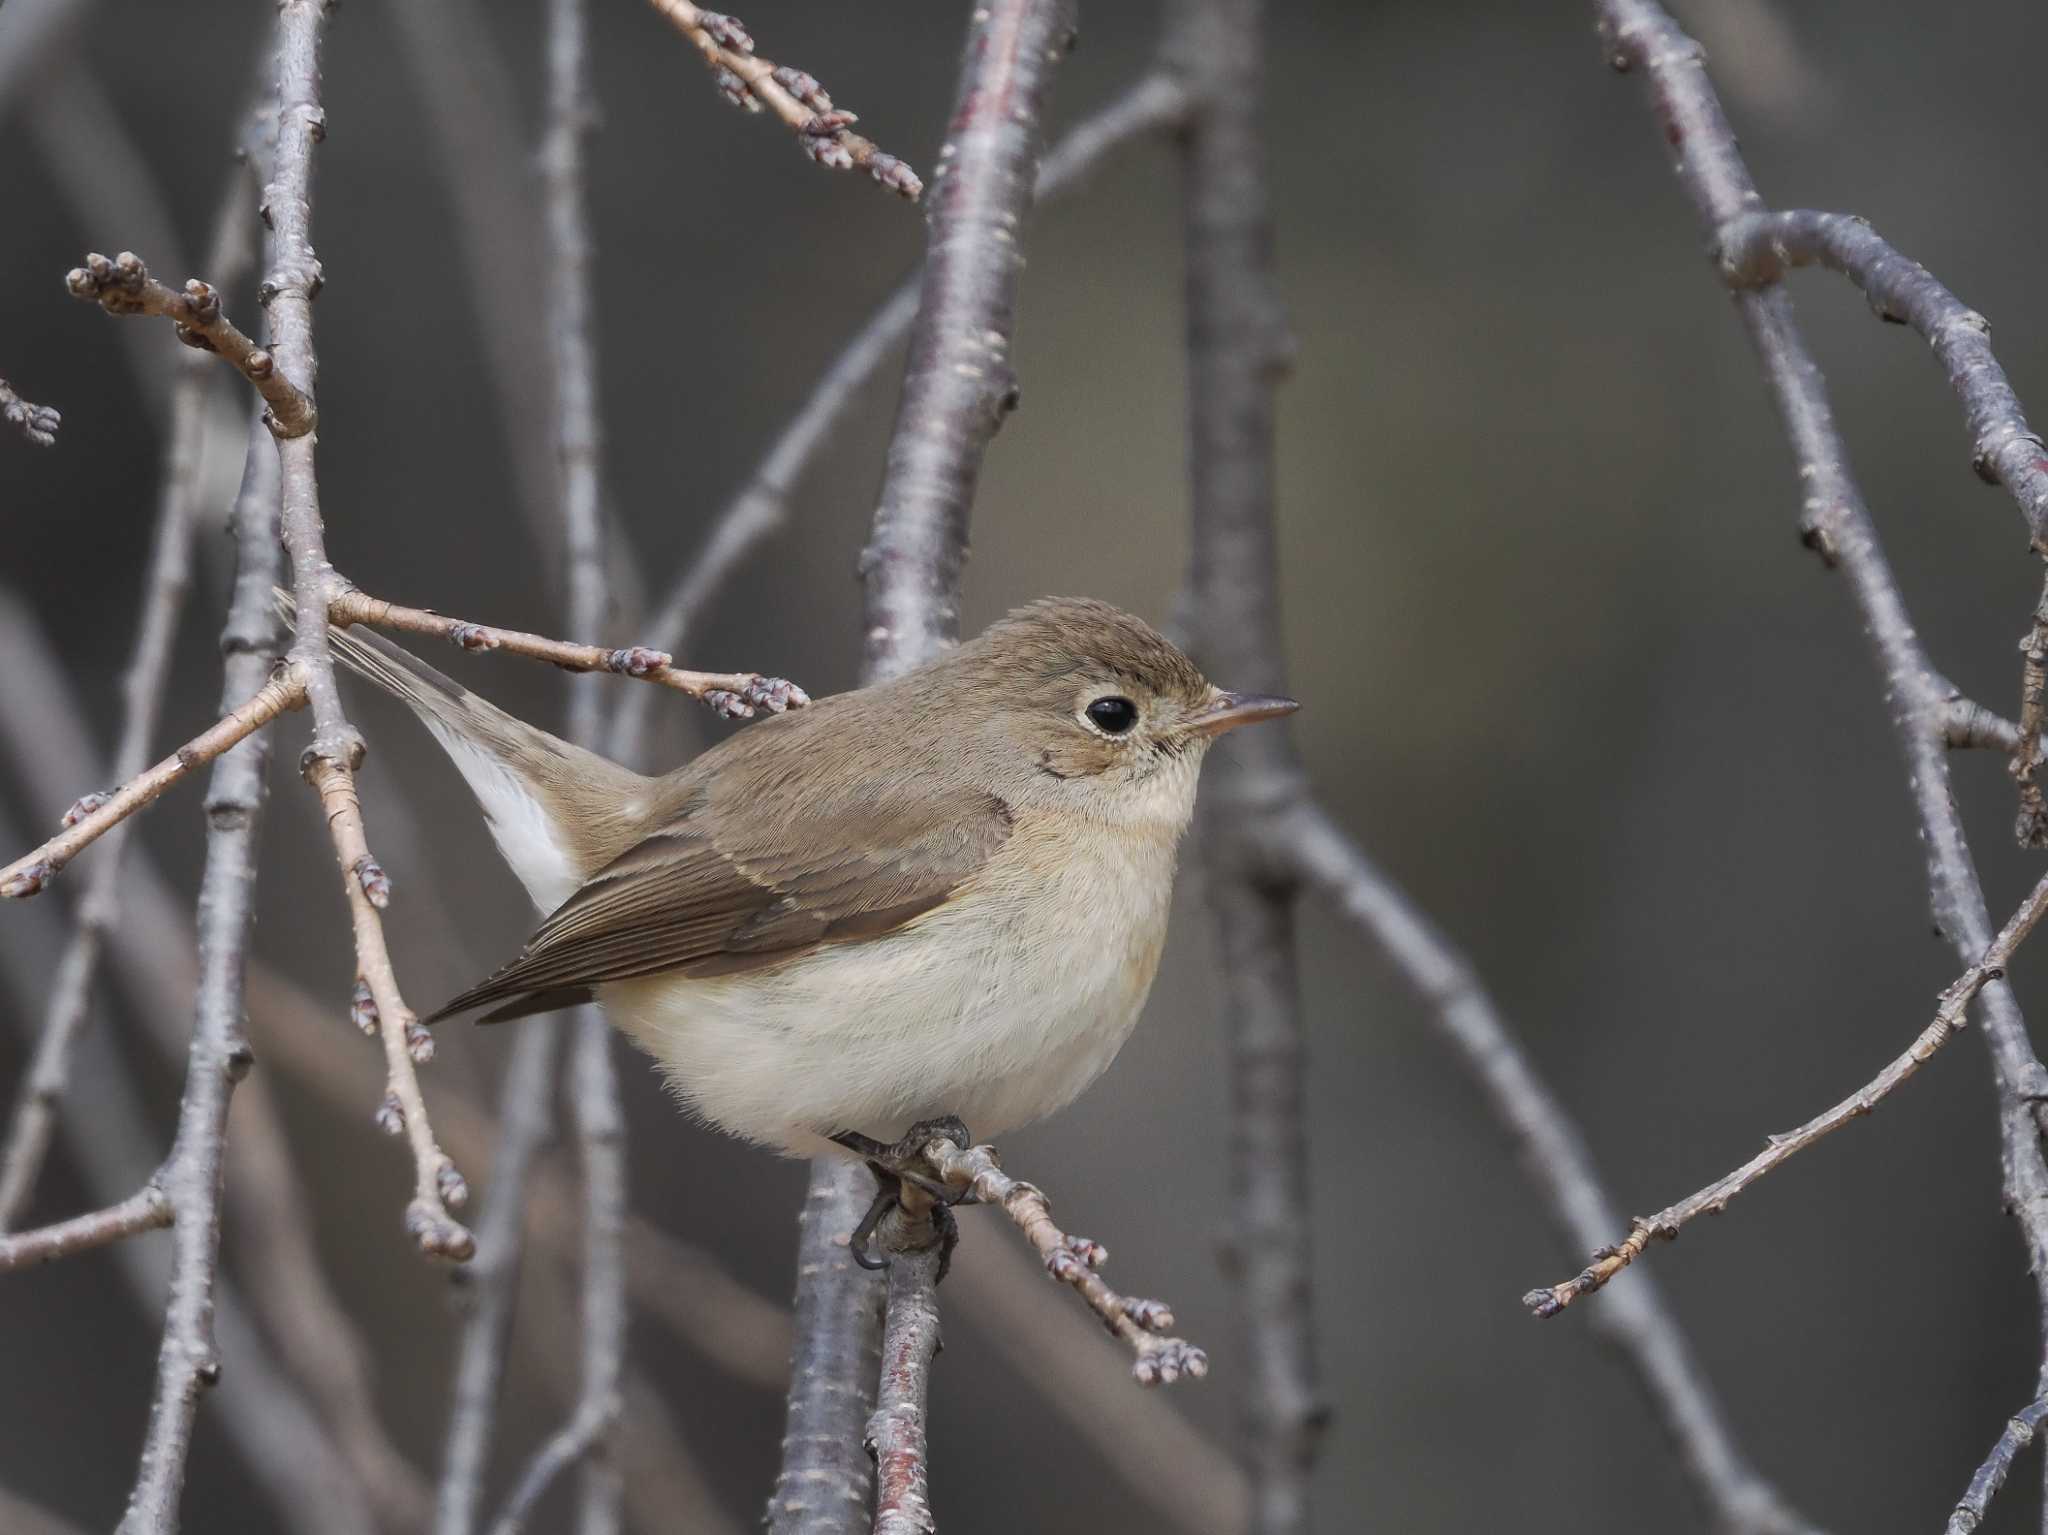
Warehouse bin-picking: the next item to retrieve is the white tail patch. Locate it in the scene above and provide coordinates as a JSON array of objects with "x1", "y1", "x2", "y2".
[{"x1": 421, "y1": 718, "x2": 581, "y2": 913}]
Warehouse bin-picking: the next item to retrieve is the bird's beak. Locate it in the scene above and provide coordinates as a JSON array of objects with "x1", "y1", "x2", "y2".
[{"x1": 1186, "y1": 689, "x2": 1301, "y2": 737}]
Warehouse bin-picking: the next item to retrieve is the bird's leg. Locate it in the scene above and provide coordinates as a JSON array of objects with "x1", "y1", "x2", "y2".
[{"x1": 830, "y1": 1115, "x2": 974, "y2": 1277}]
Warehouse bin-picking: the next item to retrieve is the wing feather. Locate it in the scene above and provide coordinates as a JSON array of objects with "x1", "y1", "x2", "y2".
[{"x1": 430, "y1": 762, "x2": 1014, "y2": 1023}]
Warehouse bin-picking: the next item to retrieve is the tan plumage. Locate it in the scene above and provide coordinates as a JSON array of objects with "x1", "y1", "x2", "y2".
[{"x1": 324, "y1": 598, "x2": 1294, "y2": 1153}]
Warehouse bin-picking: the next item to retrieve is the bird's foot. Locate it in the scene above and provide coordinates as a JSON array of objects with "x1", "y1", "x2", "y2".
[{"x1": 832, "y1": 1116, "x2": 973, "y2": 1280}]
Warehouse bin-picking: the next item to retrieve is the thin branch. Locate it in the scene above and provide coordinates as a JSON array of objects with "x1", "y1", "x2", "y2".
[
  {"x1": 866, "y1": 1248, "x2": 942, "y2": 1535},
  {"x1": 0, "y1": 1181, "x2": 169, "y2": 1271},
  {"x1": 562, "y1": 1017, "x2": 627, "y2": 1532},
  {"x1": 1280, "y1": 803, "x2": 1814, "y2": 1531},
  {"x1": 1169, "y1": 1, "x2": 1323, "y2": 1527},
  {"x1": 255, "y1": 0, "x2": 474, "y2": 1265},
  {"x1": 609, "y1": 70, "x2": 1189, "y2": 768},
  {"x1": 767, "y1": 1158, "x2": 887, "y2": 1535},
  {"x1": 1942, "y1": 694, "x2": 2026, "y2": 755},
  {"x1": 0, "y1": 665, "x2": 304, "y2": 899},
  {"x1": 646, "y1": 0, "x2": 921, "y2": 199},
  {"x1": 0, "y1": 376, "x2": 59, "y2": 445},
  {"x1": 0, "y1": 570, "x2": 813, "y2": 904},
  {"x1": 462, "y1": 1, "x2": 634, "y2": 1524},
  {"x1": 1707, "y1": 205, "x2": 2048, "y2": 844},
  {"x1": 118, "y1": 357, "x2": 290, "y2": 1535},
  {"x1": 0, "y1": 158, "x2": 259, "y2": 1231},
  {"x1": 1947, "y1": 1397, "x2": 2048, "y2": 1535},
  {"x1": 327, "y1": 587, "x2": 807, "y2": 721},
  {"x1": 855, "y1": 0, "x2": 1076, "y2": 682},
  {"x1": 927, "y1": 1140, "x2": 1207, "y2": 1385},
  {"x1": 1593, "y1": 0, "x2": 2048, "y2": 1481},
  {"x1": 65, "y1": 250, "x2": 316, "y2": 437},
  {"x1": 436, "y1": 1027, "x2": 561, "y2": 1535},
  {"x1": 484, "y1": 1399, "x2": 613, "y2": 1535},
  {"x1": 1527, "y1": 867, "x2": 2048, "y2": 1315},
  {"x1": 1711, "y1": 208, "x2": 2048, "y2": 541}
]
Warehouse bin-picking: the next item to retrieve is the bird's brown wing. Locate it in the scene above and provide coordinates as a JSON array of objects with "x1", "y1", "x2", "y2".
[{"x1": 429, "y1": 774, "x2": 1016, "y2": 1025}]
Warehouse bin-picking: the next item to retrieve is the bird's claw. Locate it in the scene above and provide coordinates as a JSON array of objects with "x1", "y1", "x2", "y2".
[{"x1": 833, "y1": 1115, "x2": 973, "y2": 1279}]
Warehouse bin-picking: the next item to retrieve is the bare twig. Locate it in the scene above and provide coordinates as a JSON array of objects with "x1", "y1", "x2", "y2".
[
  {"x1": 436, "y1": 1028, "x2": 561, "y2": 1535},
  {"x1": 866, "y1": 1248, "x2": 942, "y2": 1535},
  {"x1": 117, "y1": 353, "x2": 289, "y2": 1535},
  {"x1": 1712, "y1": 209, "x2": 2048, "y2": 541},
  {"x1": 1527, "y1": 867, "x2": 2048, "y2": 1315},
  {"x1": 1278, "y1": 802, "x2": 1813, "y2": 1532},
  {"x1": 856, "y1": 0, "x2": 1075, "y2": 681},
  {"x1": 327, "y1": 587, "x2": 807, "y2": 721},
  {"x1": 768, "y1": 1158, "x2": 886, "y2": 1535},
  {"x1": 0, "y1": 1181, "x2": 169, "y2": 1270},
  {"x1": 927, "y1": 1140, "x2": 1207, "y2": 1385},
  {"x1": 1946, "y1": 1397, "x2": 2048, "y2": 1535},
  {"x1": 0, "y1": 376, "x2": 59, "y2": 445},
  {"x1": 0, "y1": 159, "x2": 259, "y2": 1230},
  {"x1": 250, "y1": 0, "x2": 474, "y2": 1264},
  {"x1": 65, "y1": 250, "x2": 316, "y2": 437},
  {"x1": 1708, "y1": 206, "x2": 2048, "y2": 845},
  {"x1": 646, "y1": 0, "x2": 921, "y2": 199},
  {"x1": 0, "y1": 665, "x2": 304, "y2": 899},
  {"x1": 460, "y1": 1, "x2": 634, "y2": 1524},
  {"x1": 1942, "y1": 694, "x2": 2025, "y2": 755},
  {"x1": 1168, "y1": 2, "x2": 1322, "y2": 1527},
  {"x1": 610, "y1": 70, "x2": 1190, "y2": 768},
  {"x1": 1593, "y1": 0, "x2": 2048, "y2": 1478},
  {"x1": 0, "y1": 569, "x2": 812, "y2": 903}
]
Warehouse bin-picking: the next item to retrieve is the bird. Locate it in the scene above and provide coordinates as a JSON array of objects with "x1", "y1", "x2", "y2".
[{"x1": 321, "y1": 597, "x2": 1296, "y2": 1228}]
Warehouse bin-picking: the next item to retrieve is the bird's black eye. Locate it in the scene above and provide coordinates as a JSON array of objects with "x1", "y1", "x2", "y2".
[{"x1": 1086, "y1": 696, "x2": 1139, "y2": 735}]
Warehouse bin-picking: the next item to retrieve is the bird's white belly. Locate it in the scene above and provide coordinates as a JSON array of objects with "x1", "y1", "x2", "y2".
[{"x1": 602, "y1": 826, "x2": 1177, "y2": 1154}]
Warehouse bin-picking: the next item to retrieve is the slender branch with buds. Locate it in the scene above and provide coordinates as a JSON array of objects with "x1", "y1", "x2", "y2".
[
  {"x1": 0, "y1": 576, "x2": 804, "y2": 905},
  {"x1": 0, "y1": 666, "x2": 303, "y2": 901},
  {"x1": 327, "y1": 586, "x2": 807, "y2": 719},
  {"x1": 646, "y1": 0, "x2": 921, "y2": 199},
  {"x1": 65, "y1": 251, "x2": 315, "y2": 437},
  {"x1": 0, "y1": 375, "x2": 60, "y2": 446},
  {"x1": 1945, "y1": 1397, "x2": 2048, "y2": 1535},
  {"x1": 1526, "y1": 866, "x2": 2048, "y2": 1316},
  {"x1": 927, "y1": 1140, "x2": 1208, "y2": 1384}
]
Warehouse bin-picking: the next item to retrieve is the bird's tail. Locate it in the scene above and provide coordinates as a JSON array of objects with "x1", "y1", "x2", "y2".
[{"x1": 271, "y1": 589, "x2": 647, "y2": 911}]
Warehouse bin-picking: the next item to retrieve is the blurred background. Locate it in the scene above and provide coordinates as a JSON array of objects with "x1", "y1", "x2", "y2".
[{"x1": 4, "y1": 0, "x2": 2048, "y2": 1529}]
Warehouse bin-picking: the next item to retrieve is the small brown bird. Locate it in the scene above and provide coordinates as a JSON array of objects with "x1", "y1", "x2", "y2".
[{"x1": 328, "y1": 597, "x2": 1295, "y2": 1184}]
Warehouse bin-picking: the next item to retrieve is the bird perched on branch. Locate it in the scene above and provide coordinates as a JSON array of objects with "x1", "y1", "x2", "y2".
[{"x1": 321, "y1": 597, "x2": 1295, "y2": 1256}]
